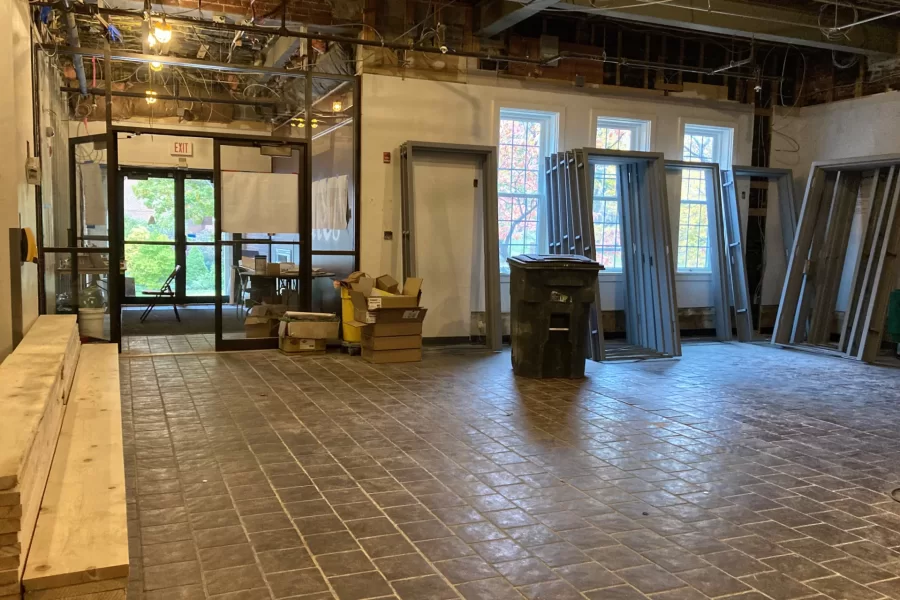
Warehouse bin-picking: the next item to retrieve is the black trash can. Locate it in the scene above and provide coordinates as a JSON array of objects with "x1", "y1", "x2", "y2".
[{"x1": 507, "y1": 254, "x2": 602, "y2": 379}]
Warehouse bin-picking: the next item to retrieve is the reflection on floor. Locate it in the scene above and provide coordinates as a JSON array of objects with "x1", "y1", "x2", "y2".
[
  {"x1": 122, "y1": 343, "x2": 900, "y2": 600},
  {"x1": 122, "y1": 334, "x2": 216, "y2": 355}
]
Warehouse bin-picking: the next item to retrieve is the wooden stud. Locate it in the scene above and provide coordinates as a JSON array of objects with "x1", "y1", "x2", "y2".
[{"x1": 23, "y1": 345, "x2": 127, "y2": 595}]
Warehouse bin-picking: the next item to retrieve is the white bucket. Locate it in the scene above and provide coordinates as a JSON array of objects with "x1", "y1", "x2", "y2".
[{"x1": 78, "y1": 308, "x2": 106, "y2": 339}]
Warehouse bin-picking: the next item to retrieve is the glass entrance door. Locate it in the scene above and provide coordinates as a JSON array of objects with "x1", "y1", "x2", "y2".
[
  {"x1": 122, "y1": 170, "x2": 177, "y2": 300},
  {"x1": 121, "y1": 168, "x2": 216, "y2": 303}
]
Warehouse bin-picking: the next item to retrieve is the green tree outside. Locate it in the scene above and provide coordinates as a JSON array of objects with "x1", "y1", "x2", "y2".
[{"x1": 125, "y1": 177, "x2": 215, "y2": 295}]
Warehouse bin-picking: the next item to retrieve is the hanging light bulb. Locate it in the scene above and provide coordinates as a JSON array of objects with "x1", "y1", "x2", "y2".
[
  {"x1": 152, "y1": 18, "x2": 173, "y2": 44},
  {"x1": 332, "y1": 100, "x2": 342, "y2": 112},
  {"x1": 149, "y1": 61, "x2": 163, "y2": 72},
  {"x1": 311, "y1": 119, "x2": 319, "y2": 129},
  {"x1": 147, "y1": 33, "x2": 157, "y2": 48},
  {"x1": 145, "y1": 90, "x2": 158, "y2": 105}
]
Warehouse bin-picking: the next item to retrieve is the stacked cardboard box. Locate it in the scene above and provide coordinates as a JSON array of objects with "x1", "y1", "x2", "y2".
[
  {"x1": 278, "y1": 312, "x2": 339, "y2": 354},
  {"x1": 348, "y1": 275, "x2": 427, "y2": 363},
  {"x1": 244, "y1": 304, "x2": 286, "y2": 338}
]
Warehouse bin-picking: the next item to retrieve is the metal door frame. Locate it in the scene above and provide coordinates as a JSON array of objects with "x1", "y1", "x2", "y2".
[
  {"x1": 118, "y1": 166, "x2": 217, "y2": 304},
  {"x1": 665, "y1": 160, "x2": 733, "y2": 341},
  {"x1": 213, "y1": 138, "x2": 310, "y2": 352},
  {"x1": 399, "y1": 141, "x2": 502, "y2": 352}
]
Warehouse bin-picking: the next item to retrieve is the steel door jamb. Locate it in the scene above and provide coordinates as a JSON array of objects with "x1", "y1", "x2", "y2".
[{"x1": 398, "y1": 141, "x2": 502, "y2": 352}]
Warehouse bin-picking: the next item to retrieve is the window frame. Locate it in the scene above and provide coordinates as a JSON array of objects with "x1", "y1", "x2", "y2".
[
  {"x1": 592, "y1": 117, "x2": 652, "y2": 274},
  {"x1": 495, "y1": 107, "x2": 559, "y2": 276},
  {"x1": 676, "y1": 122, "x2": 734, "y2": 274}
]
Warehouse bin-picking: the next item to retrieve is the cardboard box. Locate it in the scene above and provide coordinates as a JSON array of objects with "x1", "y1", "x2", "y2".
[
  {"x1": 362, "y1": 347, "x2": 422, "y2": 364},
  {"x1": 248, "y1": 304, "x2": 288, "y2": 318},
  {"x1": 245, "y1": 303, "x2": 285, "y2": 338},
  {"x1": 363, "y1": 322, "x2": 424, "y2": 337},
  {"x1": 350, "y1": 296, "x2": 428, "y2": 326},
  {"x1": 366, "y1": 295, "x2": 419, "y2": 310},
  {"x1": 254, "y1": 256, "x2": 267, "y2": 272},
  {"x1": 362, "y1": 334, "x2": 422, "y2": 351},
  {"x1": 266, "y1": 263, "x2": 282, "y2": 276},
  {"x1": 334, "y1": 271, "x2": 368, "y2": 289},
  {"x1": 279, "y1": 337, "x2": 326, "y2": 353},
  {"x1": 278, "y1": 312, "x2": 339, "y2": 339},
  {"x1": 245, "y1": 316, "x2": 274, "y2": 338},
  {"x1": 375, "y1": 275, "x2": 401, "y2": 294}
]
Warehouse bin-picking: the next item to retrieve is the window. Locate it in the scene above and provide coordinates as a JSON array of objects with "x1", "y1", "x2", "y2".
[
  {"x1": 497, "y1": 109, "x2": 557, "y2": 273},
  {"x1": 593, "y1": 117, "x2": 650, "y2": 271},
  {"x1": 677, "y1": 124, "x2": 733, "y2": 272}
]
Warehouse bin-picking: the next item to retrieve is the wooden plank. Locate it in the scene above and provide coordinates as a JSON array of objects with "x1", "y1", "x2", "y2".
[
  {"x1": 0, "y1": 315, "x2": 80, "y2": 587},
  {"x1": 22, "y1": 345, "x2": 127, "y2": 594},
  {"x1": 26, "y1": 578, "x2": 125, "y2": 600}
]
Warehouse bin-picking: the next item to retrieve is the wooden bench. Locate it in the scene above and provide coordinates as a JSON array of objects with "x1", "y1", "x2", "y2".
[
  {"x1": 0, "y1": 317, "x2": 80, "y2": 600},
  {"x1": 22, "y1": 345, "x2": 127, "y2": 600}
]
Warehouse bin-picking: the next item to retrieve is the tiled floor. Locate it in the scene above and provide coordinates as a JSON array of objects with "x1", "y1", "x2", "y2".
[
  {"x1": 123, "y1": 343, "x2": 900, "y2": 600},
  {"x1": 123, "y1": 335, "x2": 216, "y2": 355}
]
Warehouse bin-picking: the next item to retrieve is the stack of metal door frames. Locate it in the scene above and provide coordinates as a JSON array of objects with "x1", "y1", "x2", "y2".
[
  {"x1": 720, "y1": 166, "x2": 798, "y2": 341},
  {"x1": 774, "y1": 155, "x2": 900, "y2": 363},
  {"x1": 665, "y1": 160, "x2": 739, "y2": 342},
  {"x1": 545, "y1": 148, "x2": 681, "y2": 361}
]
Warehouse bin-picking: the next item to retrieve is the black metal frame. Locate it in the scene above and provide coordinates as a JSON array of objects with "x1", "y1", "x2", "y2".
[
  {"x1": 119, "y1": 166, "x2": 216, "y2": 304},
  {"x1": 214, "y1": 137, "x2": 310, "y2": 352},
  {"x1": 34, "y1": 37, "x2": 361, "y2": 350}
]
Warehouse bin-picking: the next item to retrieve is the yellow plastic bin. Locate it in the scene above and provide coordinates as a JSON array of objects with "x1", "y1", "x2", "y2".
[{"x1": 341, "y1": 287, "x2": 362, "y2": 343}]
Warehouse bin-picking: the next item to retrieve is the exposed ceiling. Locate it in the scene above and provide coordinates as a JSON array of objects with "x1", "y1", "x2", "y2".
[
  {"x1": 478, "y1": 0, "x2": 900, "y2": 56},
  {"x1": 36, "y1": 0, "x2": 900, "y2": 124}
]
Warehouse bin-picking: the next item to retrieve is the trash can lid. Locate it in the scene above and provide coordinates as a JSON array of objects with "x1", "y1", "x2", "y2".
[{"x1": 507, "y1": 254, "x2": 603, "y2": 271}]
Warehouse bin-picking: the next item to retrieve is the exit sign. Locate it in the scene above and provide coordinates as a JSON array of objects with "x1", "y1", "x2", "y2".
[{"x1": 172, "y1": 141, "x2": 193, "y2": 157}]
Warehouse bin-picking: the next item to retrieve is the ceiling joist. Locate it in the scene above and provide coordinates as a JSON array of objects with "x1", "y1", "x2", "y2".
[{"x1": 492, "y1": 0, "x2": 900, "y2": 56}]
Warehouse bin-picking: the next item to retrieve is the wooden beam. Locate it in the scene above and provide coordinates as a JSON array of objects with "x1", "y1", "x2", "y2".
[
  {"x1": 23, "y1": 345, "x2": 127, "y2": 595},
  {"x1": 0, "y1": 316, "x2": 80, "y2": 592}
]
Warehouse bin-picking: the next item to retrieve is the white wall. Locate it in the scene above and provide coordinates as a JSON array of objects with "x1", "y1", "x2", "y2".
[
  {"x1": 360, "y1": 72, "x2": 753, "y2": 333},
  {"x1": 771, "y1": 92, "x2": 900, "y2": 310},
  {"x1": 72, "y1": 121, "x2": 273, "y2": 171},
  {"x1": 0, "y1": 1, "x2": 42, "y2": 358}
]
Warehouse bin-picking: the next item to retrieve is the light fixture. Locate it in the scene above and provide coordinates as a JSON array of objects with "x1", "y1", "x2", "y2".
[
  {"x1": 147, "y1": 33, "x2": 157, "y2": 48},
  {"x1": 311, "y1": 119, "x2": 319, "y2": 129},
  {"x1": 290, "y1": 117, "x2": 304, "y2": 127},
  {"x1": 149, "y1": 61, "x2": 163, "y2": 72},
  {"x1": 332, "y1": 100, "x2": 342, "y2": 112},
  {"x1": 145, "y1": 90, "x2": 158, "y2": 105},
  {"x1": 152, "y1": 18, "x2": 173, "y2": 44}
]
